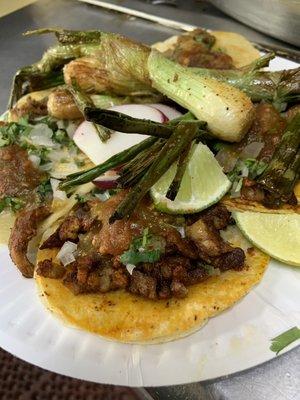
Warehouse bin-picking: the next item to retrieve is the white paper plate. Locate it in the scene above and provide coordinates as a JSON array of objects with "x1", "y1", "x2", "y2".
[{"x1": 0, "y1": 56, "x2": 299, "y2": 387}]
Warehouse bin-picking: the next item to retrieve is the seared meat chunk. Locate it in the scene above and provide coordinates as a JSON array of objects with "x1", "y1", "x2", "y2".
[
  {"x1": 131, "y1": 256, "x2": 209, "y2": 300},
  {"x1": 59, "y1": 215, "x2": 81, "y2": 241},
  {"x1": 59, "y1": 255, "x2": 129, "y2": 295},
  {"x1": 187, "y1": 205, "x2": 245, "y2": 271},
  {"x1": 40, "y1": 203, "x2": 95, "y2": 249},
  {"x1": 129, "y1": 270, "x2": 157, "y2": 300},
  {"x1": 0, "y1": 145, "x2": 45, "y2": 200},
  {"x1": 36, "y1": 259, "x2": 65, "y2": 279},
  {"x1": 164, "y1": 29, "x2": 233, "y2": 69},
  {"x1": 9, "y1": 205, "x2": 50, "y2": 278},
  {"x1": 89, "y1": 192, "x2": 197, "y2": 259},
  {"x1": 241, "y1": 179, "x2": 265, "y2": 202},
  {"x1": 235, "y1": 103, "x2": 286, "y2": 163},
  {"x1": 201, "y1": 204, "x2": 231, "y2": 230},
  {"x1": 170, "y1": 281, "x2": 188, "y2": 298}
]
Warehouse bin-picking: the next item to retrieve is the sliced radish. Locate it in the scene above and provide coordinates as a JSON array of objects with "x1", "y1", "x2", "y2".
[
  {"x1": 93, "y1": 176, "x2": 119, "y2": 189},
  {"x1": 109, "y1": 104, "x2": 165, "y2": 123},
  {"x1": 73, "y1": 121, "x2": 104, "y2": 165},
  {"x1": 73, "y1": 104, "x2": 166, "y2": 165},
  {"x1": 149, "y1": 103, "x2": 182, "y2": 121}
]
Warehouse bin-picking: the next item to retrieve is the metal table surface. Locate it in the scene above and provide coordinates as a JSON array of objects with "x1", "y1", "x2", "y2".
[{"x1": 0, "y1": 1, "x2": 299, "y2": 399}]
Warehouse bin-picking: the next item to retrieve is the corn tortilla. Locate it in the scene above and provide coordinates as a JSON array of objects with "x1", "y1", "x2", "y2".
[
  {"x1": 35, "y1": 228, "x2": 269, "y2": 343},
  {"x1": 222, "y1": 181, "x2": 300, "y2": 214}
]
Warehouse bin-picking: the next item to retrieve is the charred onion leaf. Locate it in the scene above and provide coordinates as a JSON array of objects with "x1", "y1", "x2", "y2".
[
  {"x1": 270, "y1": 326, "x2": 300, "y2": 355},
  {"x1": 120, "y1": 228, "x2": 166, "y2": 265},
  {"x1": 12, "y1": 28, "x2": 255, "y2": 140},
  {"x1": 110, "y1": 121, "x2": 198, "y2": 223},
  {"x1": 257, "y1": 113, "x2": 300, "y2": 202}
]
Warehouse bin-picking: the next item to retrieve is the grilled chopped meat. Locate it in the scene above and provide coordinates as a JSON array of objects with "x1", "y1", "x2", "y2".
[
  {"x1": 62, "y1": 259, "x2": 129, "y2": 295},
  {"x1": 36, "y1": 195, "x2": 245, "y2": 300},
  {"x1": 129, "y1": 270, "x2": 157, "y2": 300},
  {"x1": 201, "y1": 204, "x2": 231, "y2": 230},
  {"x1": 186, "y1": 205, "x2": 245, "y2": 271},
  {"x1": 236, "y1": 103, "x2": 286, "y2": 163},
  {"x1": 36, "y1": 259, "x2": 65, "y2": 279},
  {"x1": 40, "y1": 203, "x2": 96, "y2": 249},
  {"x1": 59, "y1": 215, "x2": 81, "y2": 241},
  {"x1": 163, "y1": 29, "x2": 234, "y2": 69},
  {"x1": 9, "y1": 205, "x2": 50, "y2": 278},
  {"x1": 241, "y1": 179, "x2": 265, "y2": 202},
  {"x1": 170, "y1": 280, "x2": 188, "y2": 298},
  {"x1": 89, "y1": 192, "x2": 197, "y2": 258},
  {"x1": 0, "y1": 145, "x2": 45, "y2": 201}
]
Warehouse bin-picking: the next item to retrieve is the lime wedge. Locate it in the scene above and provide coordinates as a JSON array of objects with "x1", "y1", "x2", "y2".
[
  {"x1": 150, "y1": 143, "x2": 231, "y2": 214},
  {"x1": 234, "y1": 211, "x2": 300, "y2": 266}
]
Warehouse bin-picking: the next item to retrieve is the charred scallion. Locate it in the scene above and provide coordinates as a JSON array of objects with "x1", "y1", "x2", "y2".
[
  {"x1": 109, "y1": 121, "x2": 198, "y2": 223},
  {"x1": 59, "y1": 136, "x2": 157, "y2": 191},
  {"x1": 257, "y1": 113, "x2": 300, "y2": 201}
]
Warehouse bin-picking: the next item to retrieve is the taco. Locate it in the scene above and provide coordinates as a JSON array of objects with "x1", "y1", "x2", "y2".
[{"x1": 35, "y1": 192, "x2": 269, "y2": 343}]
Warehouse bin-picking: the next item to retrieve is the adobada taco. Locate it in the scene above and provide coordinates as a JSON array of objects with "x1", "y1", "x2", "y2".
[{"x1": 35, "y1": 192, "x2": 269, "y2": 344}]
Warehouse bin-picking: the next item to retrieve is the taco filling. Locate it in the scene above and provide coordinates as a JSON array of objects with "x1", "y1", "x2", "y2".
[{"x1": 36, "y1": 192, "x2": 245, "y2": 300}]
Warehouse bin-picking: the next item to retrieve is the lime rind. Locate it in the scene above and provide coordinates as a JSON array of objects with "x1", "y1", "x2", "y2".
[{"x1": 150, "y1": 143, "x2": 231, "y2": 214}]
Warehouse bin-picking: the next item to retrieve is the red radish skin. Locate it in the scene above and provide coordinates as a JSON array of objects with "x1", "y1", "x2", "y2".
[
  {"x1": 149, "y1": 103, "x2": 182, "y2": 121},
  {"x1": 93, "y1": 172, "x2": 119, "y2": 189},
  {"x1": 109, "y1": 104, "x2": 165, "y2": 123}
]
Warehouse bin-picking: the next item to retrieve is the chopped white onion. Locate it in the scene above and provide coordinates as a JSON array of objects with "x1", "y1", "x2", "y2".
[
  {"x1": 230, "y1": 178, "x2": 243, "y2": 198},
  {"x1": 175, "y1": 226, "x2": 186, "y2": 238},
  {"x1": 215, "y1": 148, "x2": 238, "y2": 173},
  {"x1": 56, "y1": 241, "x2": 78, "y2": 266},
  {"x1": 94, "y1": 191, "x2": 111, "y2": 201},
  {"x1": 29, "y1": 124, "x2": 55, "y2": 147},
  {"x1": 240, "y1": 142, "x2": 264, "y2": 160},
  {"x1": 126, "y1": 264, "x2": 136, "y2": 275},
  {"x1": 50, "y1": 178, "x2": 67, "y2": 201},
  {"x1": 241, "y1": 165, "x2": 249, "y2": 177},
  {"x1": 28, "y1": 154, "x2": 41, "y2": 167}
]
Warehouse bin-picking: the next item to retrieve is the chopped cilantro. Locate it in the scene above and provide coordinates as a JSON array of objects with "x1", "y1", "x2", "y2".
[
  {"x1": 74, "y1": 158, "x2": 86, "y2": 168},
  {"x1": 75, "y1": 193, "x2": 88, "y2": 203},
  {"x1": 212, "y1": 142, "x2": 228, "y2": 153},
  {"x1": 0, "y1": 121, "x2": 31, "y2": 148},
  {"x1": 27, "y1": 147, "x2": 51, "y2": 165},
  {"x1": 120, "y1": 229, "x2": 166, "y2": 266},
  {"x1": 270, "y1": 326, "x2": 300, "y2": 355},
  {"x1": 37, "y1": 180, "x2": 52, "y2": 201},
  {"x1": 228, "y1": 158, "x2": 267, "y2": 183},
  {"x1": 0, "y1": 196, "x2": 25, "y2": 213},
  {"x1": 244, "y1": 158, "x2": 267, "y2": 179}
]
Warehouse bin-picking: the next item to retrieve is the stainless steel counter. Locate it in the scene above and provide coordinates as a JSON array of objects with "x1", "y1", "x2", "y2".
[{"x1": 0, "y1": 1, "x2": 299, "y2": 398}]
